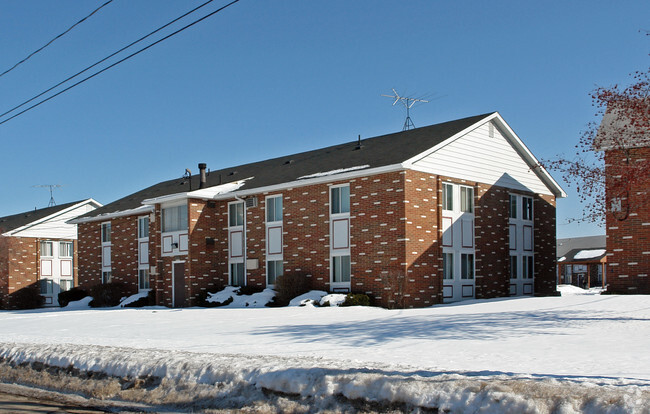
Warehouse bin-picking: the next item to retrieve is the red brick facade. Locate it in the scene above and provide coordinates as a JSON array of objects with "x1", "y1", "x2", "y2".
[
  {"x1": 77, "y1": 169, "x2": 558, "y2": 308},
  {"x1": 604, "y1": 147, "x2": 650, "y2": 294}
]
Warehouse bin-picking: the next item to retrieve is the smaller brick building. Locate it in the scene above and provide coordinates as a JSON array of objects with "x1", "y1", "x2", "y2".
[
  {"x1": 72, "y1": 113, "x2": 565, "y2": 308},
  {"x1": 0, "y1": 199, "x2": 101, "y2": 309}
]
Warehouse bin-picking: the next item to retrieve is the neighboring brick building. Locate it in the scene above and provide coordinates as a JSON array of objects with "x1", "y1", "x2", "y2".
[
  {"x1": 71, "y1": 113, "x2": 565, "y2": 308},
  {"x1": 596, "y1": 105, "x2": 650, "y2": 294},
  {"x1": 0, "y1": 199, "x2": 101, "y2": 309}
]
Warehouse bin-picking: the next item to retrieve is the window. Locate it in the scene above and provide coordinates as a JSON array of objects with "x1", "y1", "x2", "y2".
[
  {"x1": 229, "y1": 202, "x2": 244, "y2": 227},
  {"x1": 138, "y1": 269, "x2": 149, "y2": 290},
  {"x1": 266, "y1": 196, "x2": 283, "y2": 223},
  {"x1": 230, "y1": 262, "x2": 245, "y2": 286},
  {"x1": 267, "y1": 260, "x2": 283, "y2": 285},
  {"x1": 331, "y1": 186, "x2": 350, "y2": 214},
  {"x1": 332, "y1": 255, "x2": 351, "y2": 283},
  {"x1": 442, "y1": 183, "x2": 453, "y2": 211},
  {"x1": 102, "y1": 271, "x2": 112, "y2": 284},
  {"x1": 522, "y1": 197, "x2": 533, "y2": 221},
  {"x1": 442, "y1": 253, "x2": 454, "y2": 280},
  {"x1": 60, "y1": 242, "x2": 73, "y2": 257},
  {"x1": 509, "y1": 195, "x2": 518, "y2": 219},
  {"x1": 461, "y1": 253, "x2": 474, "y2": 279},
  {"x1": 40, "y1": 279, "x2": 52, "y2": 294},
  {"x1": 101, "y1": 222, "x2": 111, "y2": 243},
  {"x1": 523, "y1": 256, "x2": 533, "y2": 279},
  {"x1": 40, "y1": 241, "x2": 53, "y2": 257},
  {"x1": 460, "y1": 187, "x2": 474, "y2": 213},
  {"x1": 510, "y1": 255, "x2": 518, "y2": 279},
  {"x1": 162, "y1": 205, "x2": 188, "y2": 232},
  {"x1": 60, "y1": 279, "x2": 73, "y2": 292},
  {"x1": 138, "y1": 216, "x2": 149, "y2": 238}
]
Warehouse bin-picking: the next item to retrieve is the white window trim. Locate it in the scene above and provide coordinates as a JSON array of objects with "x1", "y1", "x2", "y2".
[
  {"x1": 329, "y1": 184, "x2": 351, "y2": 288},
  {"x1": 265, "y1": 195, "x2": 283, "y2": 286}
]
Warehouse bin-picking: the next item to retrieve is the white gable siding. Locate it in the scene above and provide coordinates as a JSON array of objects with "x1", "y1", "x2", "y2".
[
  {"x1": 12, "y1": 203, "x2": 98, "y2": 239},
  {"x1": 410, "y1": 121, "x2": 553, "y2": 195}
]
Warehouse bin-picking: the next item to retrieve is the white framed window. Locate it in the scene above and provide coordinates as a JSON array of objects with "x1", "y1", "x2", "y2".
[
  {"x1": 230, "y1": 262, "x2": 245, "y2": 286},
  {"x1": 40, "y1": 241, "x2": 53, "y2": 257},
  {"x1": 442, "y1": 252, "x2": 454, "y2": 280},
  {"x1": 162, "y1": 205, "x2": 188, "y2": 232},
  {"x1": 330, "y1": 185, "x2": 350, "y2": 215},
  {"x1": 60, "y1": 279, "x2": 73, "y2": 292},
  {"x1": 267, "y1": 260, "x2": 283, "y2": 285},
  {"x1": 332, "y1": 255, "x2": 351, "y2": 283},
  {"x1": 138, "y1": 269, "x2": 150, "y2": 290},
  {"x1": 101, "y1": 222, "x2": 111, "y2": 243},
  {"x1": 522, "y1": 197, "x2": 533, "y2": 221},
  {"x1": 138, "y1": 216, "x2": 149, "y2": 238},
  {"x1": 59, "y1": 241, "x2": 73, "y2": 257},
  {"x1": 266, "y1": 195, "x2": 283, "y2": 223},
  {"x1": 523, "y1": 256, "x2": 534, "y2": 279},
  {"x1": 102, "y1": 271, "x2": 112, "y2": 284},
  {"x1": 461, "y1": 253, "x2": 474, "y2": 280},
  {"x1": 510, "y1": 255, "x2": 518, "y2": 279},
  {"x1": 40, "y1": 279, "x2": 53, "y2": 294},
  {"x1": 460, "y1": 186, "x2": 474, "y2": 213},
  {"x1": 509, "y1": 194, "x2": 518, "y2": 219},
  {"x1": 229, "y1": 202, "x2": 244, "y2": 227},
  {"x1": 442, "y1": 183, "x2": 453, "y2": 211}
]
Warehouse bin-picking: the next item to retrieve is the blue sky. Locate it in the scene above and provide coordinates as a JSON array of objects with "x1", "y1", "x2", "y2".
[{"x1": 0, "y1": 0, "x2": 648, "y2": 238}]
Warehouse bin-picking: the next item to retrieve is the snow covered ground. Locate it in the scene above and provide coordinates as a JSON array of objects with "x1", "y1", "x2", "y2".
[{"x1": 0, "y1": 286, "x2": 648, "y2": 412}]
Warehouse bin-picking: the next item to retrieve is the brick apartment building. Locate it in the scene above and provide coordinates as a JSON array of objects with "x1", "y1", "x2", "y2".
[
  {"x1": 0, "y1": 199, "x2": 101, "y2": 308},
  {"x1": 71, "y1": 113, "x2": 565, "y2": 308}
]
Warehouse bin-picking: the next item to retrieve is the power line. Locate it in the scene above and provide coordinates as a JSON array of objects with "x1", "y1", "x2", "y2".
[
  {"x1": 0, "y1": 0, "x2": 113, "y2": 79},
  {"x1": 0, "y1": 0, "x2": 218, "y2": 121}
]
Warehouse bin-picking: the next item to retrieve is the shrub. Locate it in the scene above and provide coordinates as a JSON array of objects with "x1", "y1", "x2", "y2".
[
  {"x1": 89, "y1": 283, "x2": 127, "y2": 308},
  {"x1": 58, "y1": 287, "x2": 88, "y2": 307},
  {"x1": 124, "y1": 289, "x2": 156, "y2": 308},
  {"x1": 237, "y1": 285, "x2": 263, "y2": 296},
  {"x1": 341, "y1": 293, "x2": 371, "y2": 307},
  {"x1": 195, "y1": 289, "x2": 223, "y2": 308},
  {"x1": 12, "y1": 287, "x2": 45, "y2": 309},
  {"x1": 271, "y1": 273, "x2": 311, "y2": 307}
]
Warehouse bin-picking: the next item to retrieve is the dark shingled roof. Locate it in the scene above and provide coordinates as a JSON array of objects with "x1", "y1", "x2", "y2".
[
  {"x1": 80, "y1": 113, "x2": 494, "y2": 219},
  {"x1": 0, "y1": 200, "x2": 85, "y2": 233}
]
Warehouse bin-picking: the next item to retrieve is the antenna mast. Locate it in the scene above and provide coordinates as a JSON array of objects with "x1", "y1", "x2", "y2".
[
  {"x1": 382, "y1": 88, "x2": 429, "y2": 131},
  {"x1": 33, "y1": 184, "x2": 63, "y2": 207}
]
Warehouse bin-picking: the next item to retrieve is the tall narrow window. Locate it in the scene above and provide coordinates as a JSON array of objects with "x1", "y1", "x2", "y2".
[
  {"x1": 266, "y1": 196, "x2": 282, "y2": 222},
  {"x1": 510, "y1": 255, "x2": 518, "y2": 279},
  {"x1": 59, "y1": 241, "x2": 73, "y2": 257},
  {"x1": 40, "y1": 241, "x2": 53, "y2": 257},
  {"x1": 523, "y1": 256, "x2": 534, "y2": 279},
  {"x1": 461, "y1": 253, "x2": 474, "y2": 279},
  {"x1": 442, "y1": 183, "x2": 453, "y2": 211},
  {"x1": 138, "y1": 269, "x2": 150, "y2": 290},
  {"x1": 332, "y1": 255, "x2": 351, "y2": 282},
  {"x1": 162, "y1": 205, "x2": 188, "y2": 232},
  {"x1": 230, "y1": 262, "x2": 245, "y2": 286},
  {"x1": 229, "y1": 202, "x2": 244, "y2": 227},
  {"x1": 509, "y1": 195, "x2": 518, "y2": 219},
  {"x1": 442, "y1": 253, "x2": 454, "y2": 280},
  {"x1": 331, "y1": 186, "x2": 350, "y2": 214},
  {"x1": 101, "y1": 222, "x2": 111, "y2": 243},
  {"x1": 102, "y1": 271, "x2": 112, "y2": 284},
  {"x1": 460, "y1": 187, "x2": 474, "y2": 213},
  {"x1": 267, "y1": 260, "x2": 283, "y2": 285},
  {"x1": 138, "y1": 216, "x2": 149, "y2": 238},
  {"x1": 522, "y1": 197, "x2": 533, "y2": 221}
]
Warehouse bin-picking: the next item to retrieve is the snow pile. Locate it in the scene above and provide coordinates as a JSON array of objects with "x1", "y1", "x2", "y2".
[
  {"x1": 62, "y1": 296, "x2": 92, "y2": 310},
  {"x1": 206, "y1": 286, "x2": 275, "y2": 308},
  {"x1": 319, "y1": 293, "x2": 347, "y2": 306},
  {"x1": 188, "y1": 178, "x2": 252, "y2": 199},
  {"x1": 288, "y1": 290, "x2": 328, "y2": 306},
  {"x1": 573, "y1": 249, "x2": 606, "y2": 260},
  {"x1": 298, "y1": 165, "x2": 370, "y2": 180},
  {"x1": 118, "y1": 290, "x2": 150, "y2": 307},
  {"x1": 557, "y1": 285, "x2": 602, "y2": 295}
]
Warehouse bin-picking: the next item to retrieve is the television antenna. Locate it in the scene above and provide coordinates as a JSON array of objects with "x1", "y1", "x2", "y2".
[
  {"x1": 382, "y1": 88, "x2": 429, "y2": 131},
  {"x1": 33, "y1": 184, "x2": 63, "y2": 207}
]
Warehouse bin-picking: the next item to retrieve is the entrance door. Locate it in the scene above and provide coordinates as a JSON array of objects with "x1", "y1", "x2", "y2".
[{"x1": 172, "y1": 261, "x2": 185, "y2": 307}]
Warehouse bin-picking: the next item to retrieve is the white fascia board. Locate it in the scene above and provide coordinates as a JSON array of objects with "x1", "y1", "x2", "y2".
[
  {"x1": 68, "y1": 205, "x2": 154, "y2": 225},
  {"x1": 402, "y1": 112, "x2": 567, "y2": 198},
  {"x1": 210, "y1": 164, "x2": 405, "y2": 200},
  {"x1": 141, "y1": 192, "x2": 189, "y2": 206},
  {"x1": 5, "y1": 198, "x2": 104, "y2": 235}
]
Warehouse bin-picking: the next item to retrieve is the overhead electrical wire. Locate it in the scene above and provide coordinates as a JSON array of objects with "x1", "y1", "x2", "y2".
[
  {"x1": 0, "y1": 0, "x2": 114, "y2": 79},
  {"x1": 0, "y1": 0, "x2": 221, "y2": 121}
]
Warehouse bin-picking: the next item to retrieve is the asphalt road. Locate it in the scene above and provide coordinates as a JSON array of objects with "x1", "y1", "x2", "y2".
[{"x1": 0, "y1": 391, "x2": 110, "y2": 413}]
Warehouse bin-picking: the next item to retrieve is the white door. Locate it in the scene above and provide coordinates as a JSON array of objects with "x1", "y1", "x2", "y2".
[{"x1": 40, "y1": 241, "x2": 74, "y2": 306}]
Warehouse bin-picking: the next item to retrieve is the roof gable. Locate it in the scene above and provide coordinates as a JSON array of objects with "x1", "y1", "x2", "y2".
[{"x1": 1, "y1": 199, "x2": 101, "y2": 237}]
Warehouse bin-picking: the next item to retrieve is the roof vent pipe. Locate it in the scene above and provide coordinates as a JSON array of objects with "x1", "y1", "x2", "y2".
[{"x1": 198, "y1": 163, "x2": 207, "y2": 189}]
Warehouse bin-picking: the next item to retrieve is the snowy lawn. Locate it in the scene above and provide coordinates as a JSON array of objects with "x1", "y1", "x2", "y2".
[{"x1": 0, "y1": 286, "x2": 648, "y2": 412}]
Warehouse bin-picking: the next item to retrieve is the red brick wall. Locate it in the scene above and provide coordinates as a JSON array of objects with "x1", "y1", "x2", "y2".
[
  {"x1": 534, "y1": 194, "x2": 558, "y2": 295},
  {"x1": 0, "y1": 236, "x2": 39, "y2": 309},
  {"x1": 77, "y1": 222, "x2": 101, "y2": 289},
  {"x1": 605, "y1": 147, "x2": 650, "y2": 294}
]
